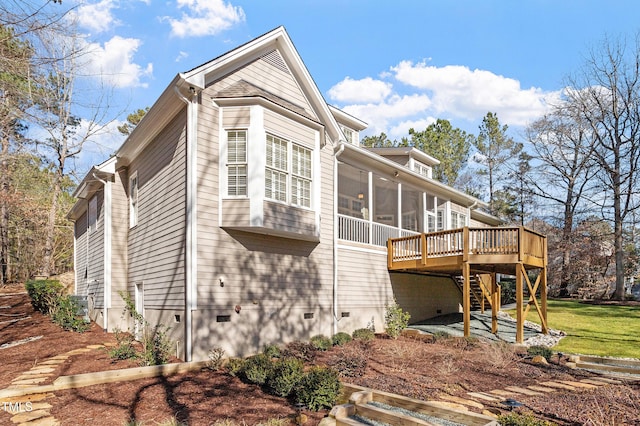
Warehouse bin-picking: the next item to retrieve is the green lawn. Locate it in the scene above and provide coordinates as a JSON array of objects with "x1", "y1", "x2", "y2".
[{"x1": 506, "y1": 299, "x2": 640, "y2": 359}]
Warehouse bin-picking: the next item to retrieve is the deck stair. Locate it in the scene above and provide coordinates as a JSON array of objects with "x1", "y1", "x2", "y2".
[
  {"x1": 453, "y1": 275, "x2": 484, "y2": 311},
  {"x1": 327, "y1": 384, "x2": 498, "y2": 426}
]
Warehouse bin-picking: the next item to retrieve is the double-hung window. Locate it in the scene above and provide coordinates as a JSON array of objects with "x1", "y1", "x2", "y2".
[
  {"x1": 88, "y1": 195, "x2": 98, "y2": 232},
  {"x1": 291, "y1": 144, "x2": 312, "y2": 208},
  {"x1": 265, "y1": 134, "x2": 312, "y2": 208},
  {"x1": 129, "y1": 172, "x2": 138, "y2": 228},
  {"x1": 451, "y1": 211, "x2": 467, "y2": 228},
  {"x1": 227, "y1": 130, "x2": 247, "y2": 196}
]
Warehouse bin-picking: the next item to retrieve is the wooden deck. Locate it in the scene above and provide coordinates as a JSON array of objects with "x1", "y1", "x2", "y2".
[{"x1": 387, "y1": 226, "x2": 548, "y2": 343}]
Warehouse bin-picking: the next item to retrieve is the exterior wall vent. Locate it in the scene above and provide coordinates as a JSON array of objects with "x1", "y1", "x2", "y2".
[
  {"x1": 261, "y1": 49, "x2": 290, "y2": 74},
  {"x1": 216, "y1": 315, "x2": 231, "y2": 322},
  {"x1": 303, "y1": 312, "x2": 314, "y2": 319}
]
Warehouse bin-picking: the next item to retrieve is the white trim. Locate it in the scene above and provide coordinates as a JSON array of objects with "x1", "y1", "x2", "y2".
[
  {"x1": 186, "y1": 90, "x2": 199, "y2": 361},
  {"x1": 103, "y1": 179, "x2": 112, "y2": 326}
]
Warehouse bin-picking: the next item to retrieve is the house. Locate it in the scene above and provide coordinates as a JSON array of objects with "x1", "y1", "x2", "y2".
[{"x1": 68, "y1": 26, "x2": 511, "y2": 361}]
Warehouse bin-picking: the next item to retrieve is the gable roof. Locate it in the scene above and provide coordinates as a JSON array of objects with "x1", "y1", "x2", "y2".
[{"x1": 117, "y1": 26, "x2": 347, "y2": 165}]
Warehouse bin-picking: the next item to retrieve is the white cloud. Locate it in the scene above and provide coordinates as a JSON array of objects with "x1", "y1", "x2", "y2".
[
  {"x1": 327, "y1": 77, "x2": 392, "y2": 103},
  {"x1": 175, "y1": 51, "x2": 189, "y2": 62},
  {"x1": 391, "y1": 60, "x2": 559, "y2": 126},
  {"x1": 83, "y1": 36, "x2": 153, "y2": 88},
  {"x1": 72, "y1": 0, "x2": 119, "y2": 34},
  {"x1": 342, "y1": 94, "x2": 432, "y2": 136},
  {"x1": 163, "y1": 0, "x2": 245, "y2": 38}
]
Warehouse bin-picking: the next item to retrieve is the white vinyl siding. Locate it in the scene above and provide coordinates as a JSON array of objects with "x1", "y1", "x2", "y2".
[
  {"x1": 227, "y1": 130, "x2": 247, "y2": 196},
  {"x1": 129, "y1": 172, "x2": 138, "y2": 228}
]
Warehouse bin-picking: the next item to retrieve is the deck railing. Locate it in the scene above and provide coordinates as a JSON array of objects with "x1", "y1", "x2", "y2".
[
  {"x1": 338, "y1": 214, "x2": 419, "y2": 247},
  {"x1": 388, "y1": 226, "x2": 546, "y2": 267}
]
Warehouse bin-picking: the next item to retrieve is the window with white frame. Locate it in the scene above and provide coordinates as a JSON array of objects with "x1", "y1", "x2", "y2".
[
  {"x1": 436, "y1": 209, "x2": 445, "y2": 231},
  {"x1": 413, "y1": 161, "x2": 432, "y2": 179},
  {"x1": 88, "y1": 195, "x2": 97, "y2": 232},
  {"x1": 227, "y1": 130, "x2": 248, "y2": 196},
  {"x1": 265, "y1": 134, "x2": 312, "y2": 208},
  {"x1": 341, "y1": 126, "x2": 354, "y2": 144},
  {"x1": 129, "y1": 172, "x2": 138, "y2": 228},
  {"x1": 451, "y1": 211, "x2": 467, "y2": 228},
  {"x1": 291, "y1": 144, "x2": 312, "y2": 207}
]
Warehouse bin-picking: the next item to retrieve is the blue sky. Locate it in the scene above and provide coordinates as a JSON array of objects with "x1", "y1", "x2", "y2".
[{"x1": 52, "y1": 0, "x2": 640, "y2": 168}]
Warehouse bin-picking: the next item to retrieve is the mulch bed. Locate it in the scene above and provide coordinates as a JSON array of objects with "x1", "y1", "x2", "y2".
[{"x1": 2, "y1": 284, "x2": 640, "y2": 425}]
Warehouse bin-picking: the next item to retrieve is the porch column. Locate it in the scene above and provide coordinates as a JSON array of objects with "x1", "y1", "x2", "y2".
[
  {"x1": 463, "y1": 261, "x2": 470, "y2": 337},
  {"x1": 541, "y1": 265, "x2": 548, "y2": 334}
]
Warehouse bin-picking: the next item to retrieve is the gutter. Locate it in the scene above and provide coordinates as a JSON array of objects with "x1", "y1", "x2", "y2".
[
  {"x1": 92, "y1": 173, "x2": 112, "y2": 332},
  {"x1": 332, "y1": 143, "x2": 346, "y2": 335},
  {"x1": 174, "y1": 84, "x2": 200, "y2": 361}
]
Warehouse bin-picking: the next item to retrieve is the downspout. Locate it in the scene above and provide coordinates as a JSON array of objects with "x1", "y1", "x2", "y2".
[
  {"x1": 333, "y1": 142, "x2": 346, "y2": 335},
  {"x1": 92, "y1": 173, "x2": 111, "y2": 332},
  {"x1": 175, "y1": 85, "x2": 199, "y2": 361}
]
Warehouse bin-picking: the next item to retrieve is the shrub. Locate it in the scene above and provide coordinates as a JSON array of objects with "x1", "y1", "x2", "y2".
[
  {"x1": 331, "y1": 332, "x2": 352, "y2": 346},
  {"x1": 384, "y1": 299, "x2": 410, "y2": 339},
  {"x1": 207, "y1": 347, "x2": 226, "y2": 371},
  {"x1": 25, "y1": 279, "x2": 63, "y2": 314},
  {"x1": 352, "y1": 328, "x2": 375, "y2": 341},
  {"x1": 282, "y1": 340, "x2": 316, "y2": 362},
  {"x1": 226, "y1": 357, "x2": 245, "y2": 376},
  {"x1": 51, "y1": 295, "x2": 89, "y2": 332},
  {"x1": 498, "y1": 412, "x2": 554, "y2": 426},
  {"x1": 108, "y1": 328, "x2": 138, "y2": 361},
  {"x1": 527, "y1": 345, "x2": 553, "y2": 361},
  {"x1": 327, "y1": 346, "x2": 368, "y2": 378},
  {"x1": 266, "y1": 357, "x2": 304, "y2": 397},
  {"x1": 432, "y1": 330, "x2": 451, "y2": 342},
  {"x1": 140, "y1": 324, "x2": 173, "y2": 366},
  {"x1": 294, "y1": 366, "x2": 342, "y2": 411},
  {"x1": 310, "y1": 334, "x2": 332, "y2": 351},
  {"x1": 262, "y1": 344, "x2": 281, "y2": 359},
  {"x1": 241, "y1": 353, "x2": 273, "y2": 385}
]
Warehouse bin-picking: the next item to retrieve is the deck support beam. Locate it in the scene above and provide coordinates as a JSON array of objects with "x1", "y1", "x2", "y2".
[
  {"x1": 491, "y1": 272, "x2": 498, "y2": 334},
  {"x1": 463, "y1": 261, "x2": 470, "y2": 337},
  {"x1": 515, "y1": 263, "x2": 524, "y2": 344}
]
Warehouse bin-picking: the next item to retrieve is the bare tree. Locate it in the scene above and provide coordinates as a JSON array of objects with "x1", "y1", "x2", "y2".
[
  {"x1": 28, "y1": 23, "x2": 114, "y2": 277},
  {"x1": 526, "y1": 103, "x2": 599, "y2": 296},
  {"x1": 565, "y1": 34, "x2": 640, "y2": 300}
]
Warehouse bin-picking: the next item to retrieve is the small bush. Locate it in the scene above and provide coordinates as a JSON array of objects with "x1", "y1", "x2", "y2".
[
  {"x1": 352, "y1": 328, "x2": 375, "y2": 341},
  {"x1": 266, "y1": 357, "x2": 304, "y2": 397},
  {"x1": 207, "y1": 347, "x2": 226, "y2": 371},
  {"x1": 226, "y1": 357, "x2": 245, "y2": 376},
  {"x1": 310, "y1": 334, "x2": 332, "y2": 351},
  {"x1": 384, "y1": 299, "x2": 410, "y2": 339},
  {"x1": 527, "y1": 345, "x2": 553, "y2": 361},
  {"x1": 25, "y1": 279, "x2": 63, "y2": 314},
  {"x1": 432, "y1": 330, "x2": 451, "y2": 342},
  {"x1": 262, "y1": 344, "x2": 281, "y2": 359},
  {"x1": 51, "y1": 295, "x2": 89, "y2": 332},
  {"x1": 241, "y1": 353, "x2": 273, "y2": 385},
  {"x1": 498, "y1": 412, "x2": 554, "y2": 426},
  {"x1": 327, "y1": 346, "x2": 368, "y2": 378},
  {"x1": 108, "y1": 328, "x2": 138, "y2": 361},
  {"x1": 140, "y1": 324, "x2": 173, "y2": 366},
  {"x1": 282, "y1": 340, "x2": 316, "y2": 362},
  {"x1": 331, "y1": 332, "x2": 352, "y2": 346},
  {"x1": 294, "y1": 366, "x2": 342, "y2": 411}
]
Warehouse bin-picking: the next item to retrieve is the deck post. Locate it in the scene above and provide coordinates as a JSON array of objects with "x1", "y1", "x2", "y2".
[
  {"x1": 491, "y1": 272, "x2": 498, "y2": 334},
  {"x1": 541, "y1": 265, "x2": 548, "y2": 334},
  {"x1": 387, "y1": 238, "x2": 393, "y2": 269},
  {"x1": 463, "y1": 261, "x2": 470, "y2": 337},
  {"x1": 515, "y1": 263, "x2": 524, "y2": 343}
]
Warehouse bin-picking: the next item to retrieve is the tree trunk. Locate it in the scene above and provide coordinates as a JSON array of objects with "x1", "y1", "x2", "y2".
[
  {"x1": 0, "y1": 135, "x2": 9, "y2": 285},
  {"x1": 558, "y1": 186, "x2": 575, "y2": 297},
  {"x1": 41, "y1": 169, "x2": 61, "y2": 278}
]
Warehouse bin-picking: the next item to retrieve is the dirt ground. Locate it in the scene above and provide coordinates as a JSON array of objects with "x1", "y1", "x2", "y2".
[{"x1": 2, "y1": 284, "x2": 640, "y2": 425}]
